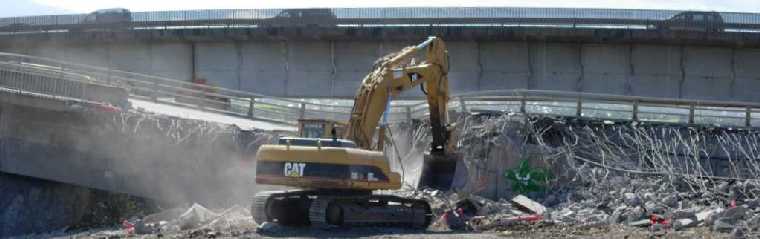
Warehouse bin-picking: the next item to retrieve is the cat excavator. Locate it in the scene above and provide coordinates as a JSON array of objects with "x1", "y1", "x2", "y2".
[{"x1": 252, "y1": 36, "x2": 458, "y2": 228}]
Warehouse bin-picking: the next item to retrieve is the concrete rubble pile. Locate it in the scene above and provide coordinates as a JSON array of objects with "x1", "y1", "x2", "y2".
[
  {"x1": 393, "y1": 112, "x2": 760, "y2": 236},
  {"x1": 85, "y1": 203, "x2": 256, "y2": 238}
]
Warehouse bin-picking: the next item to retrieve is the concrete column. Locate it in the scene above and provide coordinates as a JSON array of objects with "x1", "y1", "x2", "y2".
[
  {"x1": 730, "y1": 48, "x2": 737, "y2": 100},
  {"x1": 542, "y1": 41, "x2": 547, "y2": 90},
  {"x1": 678, "y1": 45, "x2": 686, "y2": 98},
  {"x1": 577, "y1": 44, "x2": 584, "y2": 92},
  {"x1": 476, "y1": 41, "x2": 483, "y2": 91},
  {"x1": 526, "y1": 41, "x2": 534, "y2": 89},
  {"x1": 330, "y1": 41, "x2": 337, "y2": 97},
  {"x1": 282, "y1": 41, "x2": 289, "y2": 96},
  {"x1": 625, "y1": 44, "x2": 634, "y2": 95},
  {"x1": 236, "y1": 41, "x2": 243, "y2": 90},
  {"x1": 191, "y1": 43, "x2": 197, "y2": 81}
]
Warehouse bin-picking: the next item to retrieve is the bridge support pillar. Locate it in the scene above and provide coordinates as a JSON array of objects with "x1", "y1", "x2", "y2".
[
  {"x1": 632, "y1": 101, "x2": 639, "y2": 122},
  {"x1": 746, "y1": 106, "x2": 752, "y2": 128},
  {"x1": 248, "y1": 97, "x2": 255, "y2": 119},
  {"x1": 688, "y1": 104, "x2": 695, "y2": 124},
  {"x1": 405, "y1": 106, "x2": 412, "y2": 123},
  {"x1": 299, "y1": 103, "x2": 306, "y2": 120}
]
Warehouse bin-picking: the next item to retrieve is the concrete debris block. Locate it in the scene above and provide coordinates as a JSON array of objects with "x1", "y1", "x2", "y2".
[
  {"x1": 662, "y1": 194, "x2": 679, "y2": 208},
  {"x1": 721, "y1": 206, "x2": 750, "y2": 221},
  {"x1": 731, "y1": 227, "x2": 748, "y2": 238},
  {"x1": 623, "y1": 193, "x2": 641, "y2": 207},
  {"x1": 644, "y1": 201, "x2": 666, "y2": 215},
  {"x1": 642, "y1": 193, "x2": 654, "y2": 201},
  {"x1": 469, "y1": 214, "x2": 542, "y2": 232},
  {"x1": 549, "y1": 208, "x2": 575, "y2": 224},
  {"x1": 256, "y1": 222, "x2": 282, "y2": 233},
  {"x1": 187, "y1": 228, "x2": 213, "y2": 238},
  {"x1": 134, "y1": 219, "x2": 162, "y2": 234},
  {"x1": 177, "y1": 203, "x2": 220, "y2": 230},
  {"x1": 88, "y1": 229, "x2": 127, "y2": 238},
  {"x1": 669, "y1": 210, "x2": 697, "y2": 220},
  {"x1": 142, "y1": 208, "x2": 186, "y2": 224},
  {"x1": 649, "y1": 223, "x2": 669, "y2": 236},
  {"x1": 698, "y1": 208, "x2": 721, "y2": 224},
  {"x1": 475, "y1": 199, "x2": 513, "y2": 216},
  {"x1": 717, "y1": 182, "x2": 730, "y2": 193},
  {"x1": 202, "y1": 205, "x2": 254, "y2": 231},
  {"x1": 583, "y1": 213, "x2": 609, "y2": 227},
  {"x1": 628, "y1": 219, "x2": 651, "y2": 227},
  {"x1": 673, "y1": 218, "x2": 697, "y2": 230},
  {"x1": 709, "y1": 207, "x2": 752, "y2": 233},
  {"x1": 511, "y1": 195, "x2": 546, "y2": 215},
  {"x1": 712, "y1": 218, "x2": 737, "y2": 232},
  {"x1": 747, "y1": 214, "x2": 760, "y2": 229},
  {"x1": 623, "y1": 207, "x2": 646, "y2": 223},
  {"x1": 608, "y1": 206, "x2": 627, "y2": 224}
]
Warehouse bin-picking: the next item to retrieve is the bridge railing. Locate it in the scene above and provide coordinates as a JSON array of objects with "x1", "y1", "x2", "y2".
[
  {"x1": 0, "y1": 52, "x2": 369, "y2": 125},
  {"x1": 3, "y1": 8, "x2": 760, "y2": 33},
  {"x1": 448, "y1": 90, "x2": 760, "y2": 127}
]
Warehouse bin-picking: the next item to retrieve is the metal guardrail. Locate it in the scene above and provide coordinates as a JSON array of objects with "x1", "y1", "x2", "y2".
[
  {"x1": 451, "y1": 89, "x2": 760, "y2": 127},
  {"x1": 0, "y1": 52, "x2": 364, "y2": 126},
  {"x1": 0, "y1": 51, "x2": 759, "y2": 128},
  {"x1": 2, "y1": 8, "x2": 760, "y2": 33}
]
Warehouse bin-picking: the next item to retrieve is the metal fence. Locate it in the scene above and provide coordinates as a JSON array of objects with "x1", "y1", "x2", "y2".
[
  {"x1": 2, "y1": 7, "x2": 760, "y2": 33},
  {"x1": 1, "y1": 51, "x2": 760, "y2": 128}
]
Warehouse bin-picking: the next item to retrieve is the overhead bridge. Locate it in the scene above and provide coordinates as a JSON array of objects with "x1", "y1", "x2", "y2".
[{"x1": 4, "y1": 9, "x2": 760, "y2": 101}]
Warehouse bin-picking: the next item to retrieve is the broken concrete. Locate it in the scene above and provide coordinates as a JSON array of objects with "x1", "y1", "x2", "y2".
[
  {"x1": 384, "y1": 113, "x2": 760, "y2": 236},
  {"x1": 511, "y1": 195, "x2": 546, "y2": 215}
]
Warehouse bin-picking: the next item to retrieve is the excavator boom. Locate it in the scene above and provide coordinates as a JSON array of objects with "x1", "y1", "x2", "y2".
[{"x1": 346, "y1": 36, "x2": 450, "y2": 153}]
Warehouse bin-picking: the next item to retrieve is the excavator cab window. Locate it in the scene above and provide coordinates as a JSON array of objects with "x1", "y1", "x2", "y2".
[{"x1": 301, "y1": 122, "x2": 325, "y2": 138}]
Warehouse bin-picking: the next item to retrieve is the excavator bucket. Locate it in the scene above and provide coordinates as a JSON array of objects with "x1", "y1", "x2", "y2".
[{"x1": 419, "y1": 152, "x2": 463, "y2": 190}]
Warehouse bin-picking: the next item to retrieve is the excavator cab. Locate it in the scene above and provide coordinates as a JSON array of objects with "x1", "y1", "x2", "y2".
[{"x1": 297, "y1": 118, "x2": 346, "y2": 139}]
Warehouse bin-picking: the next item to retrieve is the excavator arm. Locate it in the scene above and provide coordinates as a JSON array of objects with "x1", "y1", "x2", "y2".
[{"x1": 345, "y1": 36, "x2": 450, "y2": 152}]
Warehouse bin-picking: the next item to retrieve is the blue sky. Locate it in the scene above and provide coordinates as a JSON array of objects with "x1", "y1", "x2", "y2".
[{"x1": 2, "y1": 0, "x2": 760, "y2": 17}]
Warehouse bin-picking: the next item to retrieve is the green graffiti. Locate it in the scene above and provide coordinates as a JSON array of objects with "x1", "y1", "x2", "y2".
[{"x1": 504, "y1": 159, "x2": 551, "y2": 194}]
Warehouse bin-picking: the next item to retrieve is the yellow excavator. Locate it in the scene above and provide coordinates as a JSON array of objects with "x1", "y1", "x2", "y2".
[{"x1": 253, "y1": 36, "x2": 458, "y2": 228}]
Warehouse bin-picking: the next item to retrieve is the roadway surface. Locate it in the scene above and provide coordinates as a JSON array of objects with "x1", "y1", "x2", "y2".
[{"x1": 130, "y1": 98, "x2": 297, "y2": 132}]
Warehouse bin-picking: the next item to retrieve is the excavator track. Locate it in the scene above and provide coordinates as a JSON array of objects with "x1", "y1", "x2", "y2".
[
  {"x1": 308, "y1": 194, "x2": 432, "y2": 229},
  {"x1": 252, "y1": 190, "x2": 313, "y2": 226},
  {"x1": 252, "y1": 191, "x2": 273, "y2": 224},
  {"x1": 253, "y1": 190, "x2": 432, "y2": 229}
]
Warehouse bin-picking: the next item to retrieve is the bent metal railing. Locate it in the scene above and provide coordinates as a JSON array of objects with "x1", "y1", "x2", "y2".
[{"x1": 0, "y1": 51, "x2": 759, "y2": 128}]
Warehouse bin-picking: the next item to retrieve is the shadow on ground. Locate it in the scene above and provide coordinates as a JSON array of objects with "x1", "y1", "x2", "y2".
[{"x1": 257, "y1": 225, "x2": 461, "y2": 238}]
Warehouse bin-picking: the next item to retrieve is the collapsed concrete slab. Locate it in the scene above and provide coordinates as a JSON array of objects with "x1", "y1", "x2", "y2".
[{"x1": 511, "y1": 195, "x2": 546, "y2": 215}]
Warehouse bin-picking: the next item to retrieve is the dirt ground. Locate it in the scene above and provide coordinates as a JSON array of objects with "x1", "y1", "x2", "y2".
[{"x1": 49, "y1": 224, "x2": 735, "y2": 239}]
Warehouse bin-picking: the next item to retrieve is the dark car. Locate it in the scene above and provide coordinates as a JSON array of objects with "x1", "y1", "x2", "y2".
[
  {"x1": 261, "y1": 9, "x2": 337, "y2": 28},
  {"x1": 0, "y1": 23, "x2": 33, "y2": 32},
  {"x1": 71, "y1": 8, "x2": 132, "y2": 32},
  {"x1": 82, "y1": 8, "x2": 132, "y2": 24},
  {"x1": 656, "y1": 11, "x2": 724, "y2": 32}
]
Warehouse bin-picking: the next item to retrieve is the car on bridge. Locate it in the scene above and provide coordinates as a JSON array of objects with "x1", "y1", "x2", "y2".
[
  {"x1": 0, "y1": 23, "x2": 34, "y2": 32},
  {"x1": 260, "y1": 9, "x2": 337, "y2": 28},
  {"x1": 82, "y1": 8, "x2": 133, "y2": 25},
  {"x1": 656, "y1": 11, "x2": 725, "y2": 32},
  {"x1": 70, "y1": 8, "x2": 132, "y2": 32}
]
